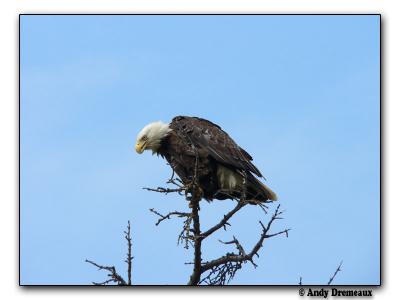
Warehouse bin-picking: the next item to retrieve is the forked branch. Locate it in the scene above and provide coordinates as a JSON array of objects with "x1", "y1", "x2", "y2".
[
  {"x1": 199, "y1": 205, "x2": 290, "y2": 285},
  {"x1": 86, "y1": 221, "x2": 133, "y2": 285},
  {"x1": 85, "y1": 259, "x2": 127, "y2": 285},
  {"x1": 145, "y1": 158, "x2": 289, "y2": 286}
]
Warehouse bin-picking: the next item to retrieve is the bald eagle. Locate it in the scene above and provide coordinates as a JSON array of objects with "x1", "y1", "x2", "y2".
[{"x1": 135, "y1": 116, "x2": 277, "y2": 202}]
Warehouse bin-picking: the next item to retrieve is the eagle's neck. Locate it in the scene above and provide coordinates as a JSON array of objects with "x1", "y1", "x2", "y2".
[{"x1": 149, "y1": 123, "x2": 171, "y2": 154}]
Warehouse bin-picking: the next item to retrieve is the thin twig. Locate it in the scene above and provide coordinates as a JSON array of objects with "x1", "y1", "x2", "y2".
[
  {"x1": 143, "y1": 186, "x2": 185, "y2": 195},
  {"x1": 200, "y1": 204, "x2": 290, "y2": 284},
  {"x1": 124, "y1": 221, "x2": 133, "y2": 285},
  {"x1": 201, "y1": 200, "x2": 246, "y2": 238},
  {"x1": 86, "y1": 221, "x2": 133, "y2": 285},
  {"x1": 149, "y1": 208, "x2": 190, "y2": 226},
  {"x1": 219, "y1": 236, "x2": 246, "y2": 256},
  {"x1": 85, "y1": 259, "x2": 127, "y2": 285},
  {"x1": 327, "y1": 260, "x2": 343, "y2": 285}
]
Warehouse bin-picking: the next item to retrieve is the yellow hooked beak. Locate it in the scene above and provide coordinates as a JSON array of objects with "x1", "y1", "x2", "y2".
[{"x1": 135, "y1": 141, "x2": 146, "y2": 154}]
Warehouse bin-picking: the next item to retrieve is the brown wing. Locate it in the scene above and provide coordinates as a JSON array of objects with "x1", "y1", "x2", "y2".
[{"x1": 170, "y1": 116, "x2": 263, "y2": 177}]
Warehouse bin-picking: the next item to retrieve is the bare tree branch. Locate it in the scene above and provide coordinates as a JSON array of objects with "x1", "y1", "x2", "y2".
[
  {"x1": 201, "y1": 200, "x2": 246, "y2": 238},
  {"x1": 85, "y1": 259, "x2": 127, "y2": 285},
  {"x1": 143, "y1": 186, "x2": 185, "y2": 195},
  {"x1": 149, "y1": 207, "x2": 194, "y2": 249},
  {"x1": 145, "y1": 164, "x2": 290, "y2": 285},
  {"x1": 124, "y1": 221, "x2": 133, "y2": 285},
  {"x1": 327, "y1": 260, "x2": 343, "y2": 285},
  {"x1": 199, "y1": 204, "x2": 290, "y2": 285},
  {"x1": 149, "y1": 208, "x2": 190, "y2": 226},
  {"x1": 187, "y1": 188, "x2": 202, "y2": 285},
  {"x1": 199, "y1": 258, "x2": 243, "y2": 285},
  {"x1": 86, "y1": 221, "x2": 133, "y2": 285},
  {"x1": 298, "y1": 260, "x2": 343, "y2": 285}
]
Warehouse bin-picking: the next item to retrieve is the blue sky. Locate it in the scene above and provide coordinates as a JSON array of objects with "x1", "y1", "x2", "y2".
[{"x1": 20, "y1": 15, "x2": 380, "y2": 285}]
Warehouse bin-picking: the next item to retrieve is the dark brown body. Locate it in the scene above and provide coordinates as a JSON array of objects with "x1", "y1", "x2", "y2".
[
  {"x1": 156, "y1": 116, "x2": 277, "y2": 202},
  {"x1": 158, "y1": 131, "x2": 221, "y2": 200}
]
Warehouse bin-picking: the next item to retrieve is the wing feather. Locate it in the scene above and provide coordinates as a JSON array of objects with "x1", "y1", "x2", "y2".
[{"x1": 170, "y1": 116, "x2": 263, "y2": 177}]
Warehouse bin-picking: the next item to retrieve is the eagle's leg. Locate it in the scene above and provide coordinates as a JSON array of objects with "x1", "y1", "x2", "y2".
[{"x1": 185, "y1": 181, "x2": 203, "y2": 209}]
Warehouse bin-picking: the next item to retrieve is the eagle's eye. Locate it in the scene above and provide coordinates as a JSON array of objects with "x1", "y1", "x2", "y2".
[{"x1": 141, "y1": 136, "x2": 148, "y2": 141}]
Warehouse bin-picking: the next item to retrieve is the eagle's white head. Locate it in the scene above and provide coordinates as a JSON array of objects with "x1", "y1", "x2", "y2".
[{"x1": 135, "y1": 121, "x2": 171, "y2": 154}]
